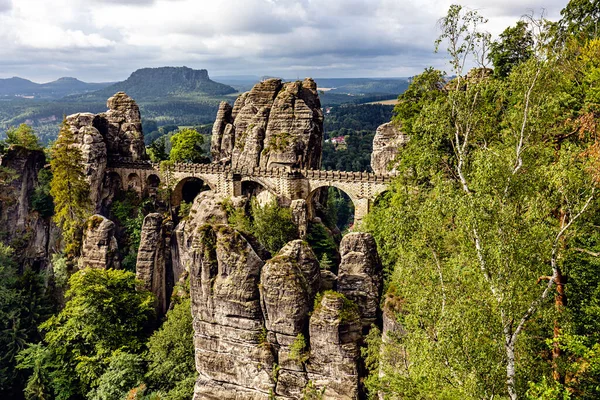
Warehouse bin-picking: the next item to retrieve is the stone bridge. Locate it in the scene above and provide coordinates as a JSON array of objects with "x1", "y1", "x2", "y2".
[{"x1": 106, "y1": 160, "x2": 393, "y2": 224}]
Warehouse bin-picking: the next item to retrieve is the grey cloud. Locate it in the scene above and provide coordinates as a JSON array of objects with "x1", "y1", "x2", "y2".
[{"x1": 0, "y1": 0, "x2": 11, "y2": 12}]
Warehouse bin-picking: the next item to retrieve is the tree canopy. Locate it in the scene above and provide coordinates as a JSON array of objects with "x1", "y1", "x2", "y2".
[
  {"x1": 169, "y1": 128, "x2": 208, "y2": 163},
  {"x1": 367, "y1": 5, "x2": 600, "y2": 399}
]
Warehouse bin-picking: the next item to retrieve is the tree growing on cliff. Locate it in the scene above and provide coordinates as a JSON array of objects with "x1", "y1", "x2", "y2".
[
  {"x1": 5, "y1": 124, "x2": 42, "y2": 151},
  {"x1": 49, "y1": 119, "x2": 91, "y2": 256}
]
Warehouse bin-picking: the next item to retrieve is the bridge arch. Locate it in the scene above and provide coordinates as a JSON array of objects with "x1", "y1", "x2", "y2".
[
  {"x1": 127, "y1": 173, "x2": 142, "y2": 193},
  {"x1": 240, "y1": 177, "x2": 278, "y2": 206},
  {"x1": 172, "y1": 177, "x2": 211, "y2": 207},
  {"x1": 306, "y1": 184, "x2": 358, "y2": 230}
]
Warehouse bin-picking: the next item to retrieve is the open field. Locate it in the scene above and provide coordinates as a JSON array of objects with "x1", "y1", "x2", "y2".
[{"x1": 367, "y1": 98, "x2": 398, "y2": 105}]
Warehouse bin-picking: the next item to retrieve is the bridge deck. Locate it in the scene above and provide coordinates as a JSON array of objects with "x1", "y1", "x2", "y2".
[{"x1": 107, "y1": 160, "x2": 396, "y2": 183}]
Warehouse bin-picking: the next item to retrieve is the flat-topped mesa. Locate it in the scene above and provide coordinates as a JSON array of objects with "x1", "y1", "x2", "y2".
[{"x1": 211, "y1": 78, "x2": 324, "y2": 170}]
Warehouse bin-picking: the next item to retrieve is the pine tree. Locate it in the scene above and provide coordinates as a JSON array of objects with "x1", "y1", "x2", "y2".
[{"x1": 49, "y1": 119, "x2": 91, "y2": 257}]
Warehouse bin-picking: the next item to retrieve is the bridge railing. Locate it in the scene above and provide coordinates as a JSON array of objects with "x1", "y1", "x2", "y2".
[{"x1": 107, "y1": 158, "x2": 395, "y2": 182}]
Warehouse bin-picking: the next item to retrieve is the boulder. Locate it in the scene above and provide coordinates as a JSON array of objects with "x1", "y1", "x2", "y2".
[
  {"x1": 79, "y1": 215, "x2": 120, "y2": 270},
  {"x1": 337, "y1": 232, "x2": 383, "y2": 330},
  {"x1": 370, "y1": 122, "x2": 408, "y2": 174}
]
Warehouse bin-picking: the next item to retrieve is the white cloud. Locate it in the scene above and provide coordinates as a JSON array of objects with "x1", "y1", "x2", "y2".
[{"x1": 0, "y1": 0, "x2": 569, "y2": 82}]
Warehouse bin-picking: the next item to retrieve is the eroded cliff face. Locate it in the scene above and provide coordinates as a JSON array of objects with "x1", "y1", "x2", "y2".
[
  {"x1": 65, "y1": 92, "x2": 146, "y2": 212},
  {"x1": 0, "y1": 146, "x2": 56, "y2": 269},
  {"x1": 211, "y1": 78, "x2": 324, "y2": 169},
  {"x1": 183, "y1": 193, "x2": 383, "y2": 399}
]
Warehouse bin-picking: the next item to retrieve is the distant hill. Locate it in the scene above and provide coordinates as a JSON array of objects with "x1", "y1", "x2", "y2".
[
  {"x1": 86, "y1": 67, "x2": 236, "y2": 100},
  {"x1": 0, "y1": 77, "x2": 110, "y2": 99}
]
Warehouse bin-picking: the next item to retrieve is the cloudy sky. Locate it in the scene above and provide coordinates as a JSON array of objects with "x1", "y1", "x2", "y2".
[{"x1": 0, "y1": 0, "x2": 568, "y2": 83}]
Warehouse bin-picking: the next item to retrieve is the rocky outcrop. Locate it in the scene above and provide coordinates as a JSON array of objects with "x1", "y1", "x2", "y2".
[
  {"x1": 65, "y1": 113, "x2": 108, "y2": 212},
  {"x1": 211, "y1": 78, "x2": 323, "y2": 169},
  {"x1": 338, "y1": 232, "x2": 383, "y2": 330},
  {"x1": 370, "y1": 122, "x2": 408, "y2": 174},
  {"x1": 136, "y1": 213, "x2": 173, "y2": 315},
  {"x1": 100, "y1": 92, "x2": 146, "y2": 161},
  {"x1": 0, "y1": 146, "x2": 54, "y2": 269},
  {"x1": 64, "y1": 92, "x2": 146, "y2": 211},
  {"x1": 307, "y1": 292, "x2": 362, "y2": 399},
  {"x1": 172, "y1": 191, "x2": 228, "y2": 280},
  {"x1": 260, "y1": 240, "x2": 321, "y2": 398},
  {"x1": 290, "y1": 199, "x2": 308, "y2": 239},
  {"x1": 79, "y1": 215, "x2": 120, "y2": 270},
  {"x1": 191, "y1": 224, "x2": 275, "y2": 400}
]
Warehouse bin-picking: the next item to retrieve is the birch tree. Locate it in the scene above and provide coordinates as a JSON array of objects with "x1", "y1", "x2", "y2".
[{"x1": 365, "y1": 5, "x2": 599, "y2": 399}]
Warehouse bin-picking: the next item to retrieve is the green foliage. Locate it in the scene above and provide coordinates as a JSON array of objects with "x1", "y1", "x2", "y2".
[
  {"x1": 88, "y1": 352, "x2": 146, "y2": 400},
  {"x1": 110, "y1": 192, "x2": 147, "y2": 272},
  {"x1": 489, "y1": 21, "x2": 534, "y2": 78},
  {"x1": 558, "y1": 0, "x2": 600, "y2": 42},
  {"x1": 392, "y1": 67, "x2": 446, "y2": 133},
  {"x1": 5, "y1": 124, "x2": 42, "y2": 150},
  {"x1": 364, "y1": 4, "x2": 600, "y2": 399},
  {"x1": 146, "y1": 298, "x2": 195, "y2": 400},
  {"x1": 147, "y1": 136, "x2": 168, "y2": 162},
  {"x1": 321, "y1": 104, "x2": 393, "y2": 172},
  {"x1": 325, "y1": 187, "x2": 354, "y2": 232},
  {"x1": 289, "y1": 334, "x2": 309, "y2": 363},
  {"x1": 319, "y1": 253, "x2": 333, "y2": 271},
  {"x1": 0, "y1": 244, "x2": 53, "y2": 399},
  {"x1": 50, "y1": 253, "x2": 69, "y2": 289},
  {"x1": 306, "y1": 222, "x2": 337, "y2": 266},
  {"x1": 17, "y1": 269, "x2": 155, "y2": 400},
  {"x1": 31, "y1": 168, "x2": 54, "y2": 218},
  {"x1": 302, "y1": 381, "x2": 325, "y2": 400},
  {"x1": 249, "y1": 198, "x2": 298, "y2": 254},
  {"x1": 169, "y1": 128, "x2": 208, "y2": 163},
  {"x1": 50, "y1": 119, "x2": 91, "y2": 257},
  {"x1": 178, "y1": 200, "x2": 192, "y2": 220}
]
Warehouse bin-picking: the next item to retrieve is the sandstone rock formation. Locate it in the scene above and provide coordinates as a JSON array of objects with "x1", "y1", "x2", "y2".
[
  {"x1": 102, "y1": 92, "x2": 146, "y2": 161},
  {"x1": 260, "y1": 240, "x2": 321, "y2": 398},
  {"x1": 79, "y1": 215, "x2": 120, "y2": 270},
  {"x1": 172, "y1": 191, "x2": 228, "y2": 279},
  {"x1": 66, "y1": 113, "x2": 108, "y2": 212},
  {"x1": 307, "y1": 291, "x2": 362, "y2": 399},
  {"x1": 211, "y1": 78, "x2": 323, "y2": 169},
  {"x1": 191, "y1": 224, "x2": 275, "y2": 399},
  {"x1": 136, "y1": 213, "x2": 173, "y2": 315},
  {"x1": 0, "y1": 146, "x2": 55, "y2": 269},
  {"x1": 290, "y1": 199, "x2": 308, "y2": 239},
  {"x1": 370, "y1": 122, "x2": 408, "y2": 174},
  {"x1": 64, "y1": 92, "x2": 146, "y2": 211},
  {"x1": 338, "y1": 232, "x2": 383, "y2": 330}
]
